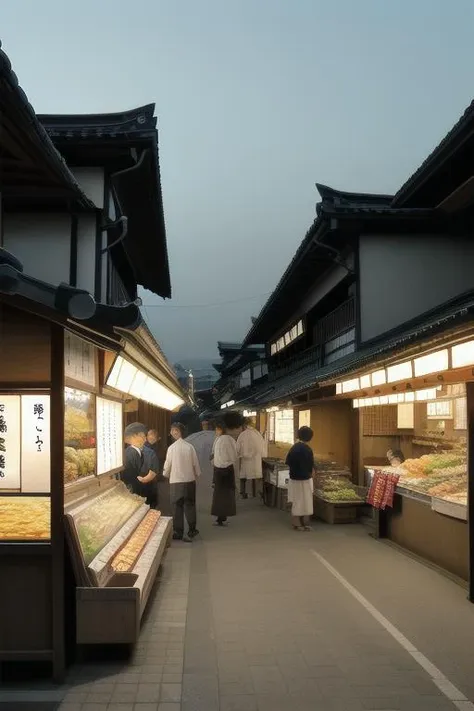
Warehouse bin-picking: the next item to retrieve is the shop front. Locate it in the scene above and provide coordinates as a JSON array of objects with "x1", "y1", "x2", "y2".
[
  {"x1": 333, "y1": 334, "x2": 474, "y2": 598},
  {"x1": 0, "y1": 298, "x2": 184, "y2": 679}
]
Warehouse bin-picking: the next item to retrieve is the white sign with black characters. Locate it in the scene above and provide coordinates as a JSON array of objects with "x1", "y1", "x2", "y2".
[
  {"x1": 96, "y1": 397, "x2": 123, "y2": 475},
  {"x1": 0, "y1": 395, "x2": 21, "y2": 490}
]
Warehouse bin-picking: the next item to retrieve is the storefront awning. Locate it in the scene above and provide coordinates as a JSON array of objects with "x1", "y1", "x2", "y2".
[{"x1": 106, "y1": 355, "x2": 184, "y2": 412}]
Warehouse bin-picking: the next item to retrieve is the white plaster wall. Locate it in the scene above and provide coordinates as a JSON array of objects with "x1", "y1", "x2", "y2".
[
  {"x1": 3, "y1": 213, "x2": 70, "y2": 286},
  {"x1": 71, "y1": 167, "x2": 104, "y2": 208}
]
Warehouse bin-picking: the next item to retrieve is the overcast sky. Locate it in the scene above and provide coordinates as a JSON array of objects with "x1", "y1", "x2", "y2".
[{"x1": 2, "y1": 1, "x2": 474, "y2": 364}]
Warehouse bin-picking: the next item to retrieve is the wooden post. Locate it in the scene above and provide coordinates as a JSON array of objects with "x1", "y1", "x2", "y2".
[
  {"x1": 50, "y1": 324, "x2": 65, "y2": 681},
  {"x1": 466, "y1": 382, "x2": 474, "y2": 602}
]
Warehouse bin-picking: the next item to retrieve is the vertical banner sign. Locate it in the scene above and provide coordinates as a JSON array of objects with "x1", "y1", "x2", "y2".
[
  {"x1": 21, "y1": 395, "x2": 51, "y2": 493},
  {"x1": 96, "y1": 397, "x2": 123, "y2": 475},
  {"x1": 0, "y1": 395, "x2": 21, "y2": 490},
  {"x1": 64, "y1": 332, "x2": 97, "y2": 387}
]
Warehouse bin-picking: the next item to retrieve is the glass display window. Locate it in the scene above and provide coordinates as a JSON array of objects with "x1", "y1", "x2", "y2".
[{"x1": 64, "y1": 387, "x2": 96, "y2": 485}]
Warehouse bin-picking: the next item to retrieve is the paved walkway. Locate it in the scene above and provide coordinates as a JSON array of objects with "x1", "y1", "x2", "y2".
[{"x1": 2, "y1": 470, "x2": 474, "y2": 711}]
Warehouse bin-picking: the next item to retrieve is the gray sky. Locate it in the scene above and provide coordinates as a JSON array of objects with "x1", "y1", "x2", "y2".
[{"x1": 2, "y1": 1, "x2": 474, "y2": 364}]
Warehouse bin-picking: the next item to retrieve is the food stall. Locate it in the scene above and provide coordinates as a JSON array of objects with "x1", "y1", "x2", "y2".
[
  {"x1": 0, "y1": 306, "x2": 181, "y2": 680},
  {"x1": 333, "y1": 338, "x2": 474, "y2": 591}
]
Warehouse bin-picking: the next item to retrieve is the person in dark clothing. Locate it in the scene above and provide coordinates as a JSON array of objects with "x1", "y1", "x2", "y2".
[
  {"x1": 211, "y1": 421, "x2": 237, "y2": 526},
  {"x1": 140, "y1": 429, "x2": 161, "y2": 508},
  {"x1": 122, "y1": 422, "x2": 148, "y2": 496},
  {"x1": 285, "y1": 426, "x2": 315, "y2": 532}
]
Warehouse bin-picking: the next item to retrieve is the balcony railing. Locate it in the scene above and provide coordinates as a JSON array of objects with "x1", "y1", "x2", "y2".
[
  {"x1": 269, "y1": 344, "x2": 321, "y2": 380},
  {"x1": 314, "y1": 298, "x2": 355, "y2": 344}
]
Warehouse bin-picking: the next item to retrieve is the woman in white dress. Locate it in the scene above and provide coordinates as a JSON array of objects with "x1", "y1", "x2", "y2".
[{"x1": 285, "y1": 426, "x2": 315, "y2": 531}]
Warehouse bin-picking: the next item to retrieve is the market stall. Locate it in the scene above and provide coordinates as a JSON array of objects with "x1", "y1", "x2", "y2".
[
  {"x1": 333, "y1": 339, "x2": 474, "y2": 591},
  {"x1": 0, "y1": 313, "x2": 180, "y2": 680}
]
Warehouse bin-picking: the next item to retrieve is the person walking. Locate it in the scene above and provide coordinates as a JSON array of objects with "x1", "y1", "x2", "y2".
[
  {"x1": 163, "y1": 422, "x2": 201, "y2": 542},
  {"x1": 186, "y1": 427, "x2": 215, "y2": 481},
  {"x1": 236, "y1": 419, "x2": 265, "y2": 499},
  {"x1": 285, "y1": 426, "x2": 315, "y2": 531},
  {"x1": 212, "y1": 421, "x2": 238, "y2": 526}
]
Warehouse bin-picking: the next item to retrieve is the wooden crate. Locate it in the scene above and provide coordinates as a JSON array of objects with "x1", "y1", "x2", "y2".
[{"x1": 313, "y1": 495, "x2": 361, "y2": 524}]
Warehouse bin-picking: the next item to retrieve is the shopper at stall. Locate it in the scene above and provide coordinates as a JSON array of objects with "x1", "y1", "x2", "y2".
[
  {"x1": 138, "y1": 428, "x2": 161, "y2": 508},
  {"x1": 389, "y1": 449, "x2": 405, "y2": 467},
  {"x1": 236, "y1": 419, "x2": 265, "y2": 499},
  {"x1": 163, "y1": 422, "x2": 201, "y2": 542},
  {"x1": 122, "y1": 422, "x2": 149, "y2": 496},
  {"x1": 211, "y1": 421, "x2": 238, "y2": 526},
  {"x1": 285, "y1": 426, "x2": 315, "y2": 532}
]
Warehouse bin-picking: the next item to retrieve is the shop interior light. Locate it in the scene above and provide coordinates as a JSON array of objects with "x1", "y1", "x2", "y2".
[
  {"x1": 452, "y1": 340, "x2": 474, "y2": 369},
  {"x1": 405, "y1": 392, "x2": 415, "y2": 402},
  {"x1": 388, "y1": 394, "x2": 399, "y2": 404},
  {"x1": 397, "y1": 393, "x2": 405, "y2": 403},
  {"x1": 336, "y1": 383, "x2": 343, "y2": 395},
  {"x1": 353, "y1": 399, "x2": 359, "y2": 408},
  {"x1": 371, "y1": 369, "x2": 386, "y2": 386},
  {"x1": 415, "y1": 388, "x2": 438, "y2": 402},
  {"x1": 360, "y1": 374, "x2": 371, "y2": 389},
  {"x1": 342, "y1": 378, "x2": 360, "y2": 393},
  {"x1": 106, "y1": 356, "x2": 184, "y2": 411},
  {"x1": 365, "y1": 398, "x2": 373, "y2": 406},
  {"x1": 413, "y1": 349, "x2": 448, "y2": 377},
  {"x1": 379, "y1": 395, "x2": 389, "y2": 405},
  {"x1": 387, "y1": 361, "x2": 413, "y2": 383},
  {"x1": 372, "y1": 396, "x2": 381, "y2": 406}
]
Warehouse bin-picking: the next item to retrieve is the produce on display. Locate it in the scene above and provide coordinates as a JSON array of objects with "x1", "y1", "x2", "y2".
[
  {"x1": 315, "y1": 474, "x2": 364, "y2": 504},
  {"x1": 72, "y1": 484, "x2": 144, "y2": 564},
  {"x1": 0, "y1": 497, "x2": 50, "y2": 539},
  {"x1": 111, "y1": 509, "x2": 161, "y2": 572}
]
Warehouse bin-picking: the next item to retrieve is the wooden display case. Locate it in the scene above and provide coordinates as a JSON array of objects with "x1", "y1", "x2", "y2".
[{"x1": 65, "y1": 481, "x2": 172, "y2": 644}]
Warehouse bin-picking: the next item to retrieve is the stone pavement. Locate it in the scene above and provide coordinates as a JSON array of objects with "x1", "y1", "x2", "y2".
[{"x1": 2, "y1": 472, "x2": 474, "y2": 711}]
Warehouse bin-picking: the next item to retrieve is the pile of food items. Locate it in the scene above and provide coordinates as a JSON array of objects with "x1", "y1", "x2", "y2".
[
  {"x1": 396, "y1": 444, "x2": 467, "y2": 505},
  {"x1": 315, "y1": 475, "x2": 365, "y2": 504},
  {"x1": 74, "y1": 484, "x2": 144, "y2": 564},
  {"x1": 111, "y1": 509, "x2": 161, "y2": 572},
  {"x1": 0, "y1": 497, "x2": 51, "y2": 539},
  {"x1": 64, "y1": 446, "x2": 96, "y2": 483}
]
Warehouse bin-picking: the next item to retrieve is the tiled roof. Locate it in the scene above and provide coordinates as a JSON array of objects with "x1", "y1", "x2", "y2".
[
  {"x1": 238, "y1": 294, "x2": 474, "y2": 407},
  {"x1": 0, "y1": 40, "x2": 95, "y2": 209},
  {"x1": 38, "y1": 104, "x2": 157, "y2": 139},
  {"x1": 392, "y1": 99, "x2": 474, "y2": 207}
]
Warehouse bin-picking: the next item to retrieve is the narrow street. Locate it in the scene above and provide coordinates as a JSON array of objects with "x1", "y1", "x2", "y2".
[{"x1": 3, "y1": 465, "x2": 474, "y2": 711}]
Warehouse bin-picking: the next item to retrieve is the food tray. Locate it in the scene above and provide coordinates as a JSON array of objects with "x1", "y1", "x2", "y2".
[{"x1": 431, "y1": 497, "x2": 468, "y2": 521}]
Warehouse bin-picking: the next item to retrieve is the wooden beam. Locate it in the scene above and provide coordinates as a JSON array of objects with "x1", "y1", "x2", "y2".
[
  {"x1": 466, "y1": 381, "x2": 474, "y2": 602},
  {"x1": 50, "y1": 323, "x2": 66, "y2": 682},
  {"x1": 437, "y1": 176, "x2": 474, "y2": 213}
]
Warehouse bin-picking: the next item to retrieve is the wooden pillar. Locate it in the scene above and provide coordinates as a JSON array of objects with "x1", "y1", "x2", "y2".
[
  {"x1": 466, "y1": 382, "x2": 474, "y2": 602},
  {"x1": 50, "y1": 324, "x2": 65, "y2": 681}
]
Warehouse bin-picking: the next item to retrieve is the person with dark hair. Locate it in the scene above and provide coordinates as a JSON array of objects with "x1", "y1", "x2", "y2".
[
  {"x1": 163, "y1": 422, "x2": 201, "y2": 542},
  {"x1": 139, "y1": 429, "x2": 161, "y2": 509},
  {"x1": 211, "y1": 421, "x2": 238, "y2": 526},
  {"x1": 285, "y1": 426, "x2": 315, "y2": 531},
  {"x1": 122, "y1": 422, "x2": 149, "y2": 495},
  {"x1": 390, "y1": 449, "x2": 405, "y2": 467}
]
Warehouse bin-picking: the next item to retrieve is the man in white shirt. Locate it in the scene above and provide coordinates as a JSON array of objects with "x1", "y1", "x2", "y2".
[{"x1": 163, "y1": 422, "x2": 201, "y2": 542}]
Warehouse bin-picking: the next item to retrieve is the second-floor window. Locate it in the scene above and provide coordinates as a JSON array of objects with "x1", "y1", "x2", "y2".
[
  {"x1": 270, "y1": 320, "x2": 304, "y2": 356},
  {"x1": 239, "y1": 369, "x2": 251, "y2": 389}
]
